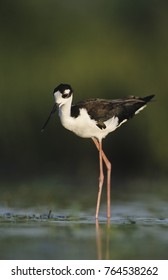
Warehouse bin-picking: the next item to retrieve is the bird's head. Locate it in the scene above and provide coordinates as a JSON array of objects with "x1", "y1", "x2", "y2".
[
  {"x1": 53, "y1": 83, "x2": 73, "y2": 107},
  {"x1": 41, "y1": 83, "x2": 73, "y2": 132}
]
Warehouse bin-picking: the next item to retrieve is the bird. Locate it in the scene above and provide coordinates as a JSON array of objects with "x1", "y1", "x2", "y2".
[{"x1": 41, "y1": 83, "x2": 154, "y2": 219}]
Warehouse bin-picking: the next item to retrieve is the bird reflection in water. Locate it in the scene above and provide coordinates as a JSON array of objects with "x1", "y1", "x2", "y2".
[{"x1": 96, "y1": 219, "x2": 111, "y2": 259}]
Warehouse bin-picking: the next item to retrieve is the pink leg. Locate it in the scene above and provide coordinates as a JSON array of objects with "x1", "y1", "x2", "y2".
[
  {"x1": 92, "y1": 137, "x2": 111, "y2": 219},
  {"x1": 95, "y1": 140, "x2": 104, "y2": 219}
]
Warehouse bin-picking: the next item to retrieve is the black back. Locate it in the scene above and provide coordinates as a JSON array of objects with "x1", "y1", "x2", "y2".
[{"x1": 71, "y1": 95, "x2": 154, "y2": 129}]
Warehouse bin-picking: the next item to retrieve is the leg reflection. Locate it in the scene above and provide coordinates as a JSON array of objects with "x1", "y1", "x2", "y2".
[
  {"x1": 96, "y1": 219, "x2": 102, "y2": 260},
  {"x1": 96, "y1": 218, "x2": 111, "y2": 259}
]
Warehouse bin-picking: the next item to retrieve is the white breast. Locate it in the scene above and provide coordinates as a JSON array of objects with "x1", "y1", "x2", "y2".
[{"x1": 59, "y1": 107, "x2": 120, "y2": 141}]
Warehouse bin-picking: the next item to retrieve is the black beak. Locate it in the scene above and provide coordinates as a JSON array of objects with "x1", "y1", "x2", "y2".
[{"x1": 41, "y1": 103, "x2": 57, "y2": 132}]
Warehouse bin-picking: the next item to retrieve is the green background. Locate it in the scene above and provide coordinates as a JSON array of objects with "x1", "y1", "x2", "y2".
[{"x1": 1, "y1": 0, "x2": 167, "y2": 179}]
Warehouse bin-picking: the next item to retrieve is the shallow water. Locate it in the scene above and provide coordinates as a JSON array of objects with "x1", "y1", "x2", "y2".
[{"x1": 0, "y1": 199, "x2": 168, "y2": 260}]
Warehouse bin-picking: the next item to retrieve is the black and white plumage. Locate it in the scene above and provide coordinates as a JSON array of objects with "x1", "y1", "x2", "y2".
[{"x1": 42, "y1": 83, "x2": 154, "y2": 219}]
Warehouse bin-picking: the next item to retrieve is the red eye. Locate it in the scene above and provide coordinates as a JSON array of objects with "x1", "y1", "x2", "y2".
[{"x1": 62, "y1": 93, "x2": 70, "y2": 98}]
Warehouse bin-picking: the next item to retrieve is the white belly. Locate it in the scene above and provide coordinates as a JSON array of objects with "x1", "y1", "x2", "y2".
[{"x1": 60, "y1": 108, "x2": 120, "y2": 141}]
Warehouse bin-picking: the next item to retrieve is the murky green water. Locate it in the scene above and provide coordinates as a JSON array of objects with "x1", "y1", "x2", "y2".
[{"x1": 0, "y1": 199, "x2": 168, "y2": 260}]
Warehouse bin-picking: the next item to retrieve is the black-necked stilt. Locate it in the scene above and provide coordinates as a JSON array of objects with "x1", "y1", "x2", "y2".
[{"x1": 42, "y1": 83, "x2": 154, "y2": 219}]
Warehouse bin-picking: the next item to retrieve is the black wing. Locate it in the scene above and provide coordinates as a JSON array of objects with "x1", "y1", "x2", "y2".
[{"x1": 71, "y1": 95, "x2": 154, "y2": 129}]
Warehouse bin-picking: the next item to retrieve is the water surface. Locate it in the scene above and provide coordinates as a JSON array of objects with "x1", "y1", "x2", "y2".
[{"x1": 0, "y1": 199, "x2": 168, "y2": 260}]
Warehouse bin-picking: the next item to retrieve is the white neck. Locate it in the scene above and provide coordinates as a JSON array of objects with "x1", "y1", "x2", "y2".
[{"x1": 58, "y1": 95, "x2": 73, "y2": 124}]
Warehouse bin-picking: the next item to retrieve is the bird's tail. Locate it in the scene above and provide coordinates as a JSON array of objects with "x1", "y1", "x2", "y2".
[{"x1": 141, "y1": 94, "x2": 155, "y2": 103}]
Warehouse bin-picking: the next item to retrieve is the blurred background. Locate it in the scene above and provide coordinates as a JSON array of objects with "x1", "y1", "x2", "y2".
[{"x1": 0, "y1": 0, "x2": 168, "y2": 210}]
